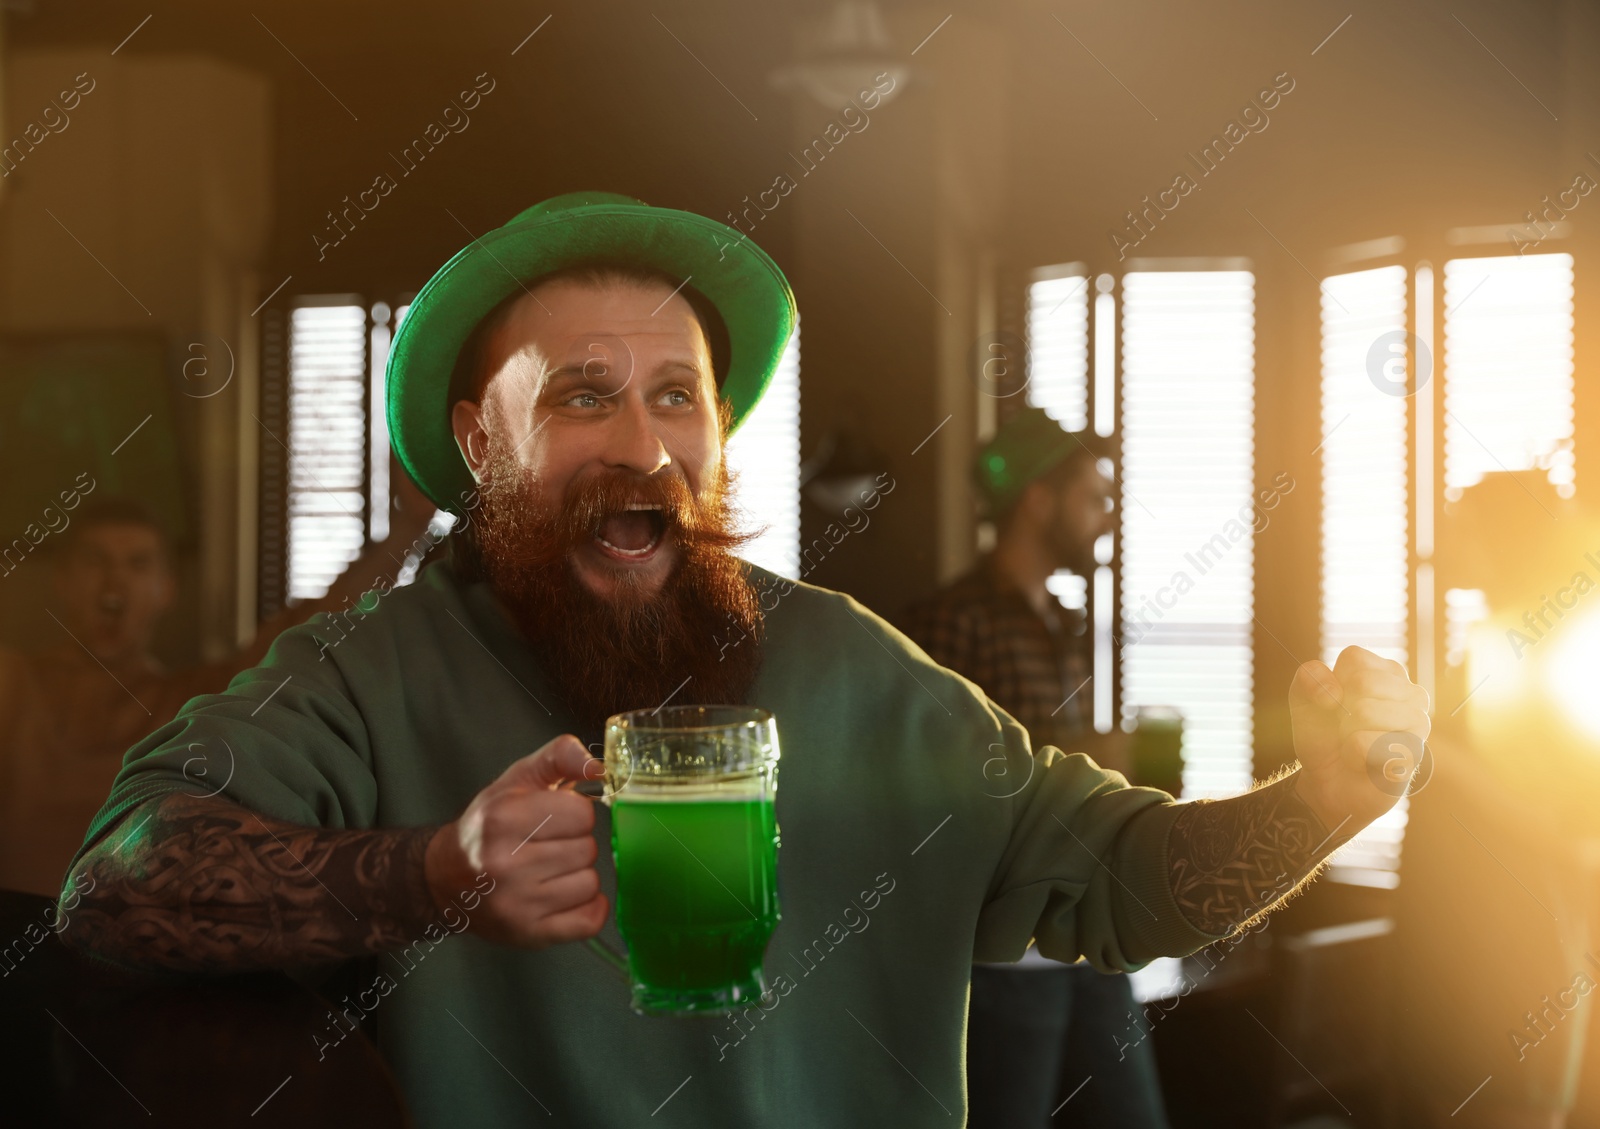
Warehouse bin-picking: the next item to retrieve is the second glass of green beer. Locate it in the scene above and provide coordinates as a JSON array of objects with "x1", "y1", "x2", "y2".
[{"x1": 603, "y1": 705, "x2": 781, "y2": 1016}]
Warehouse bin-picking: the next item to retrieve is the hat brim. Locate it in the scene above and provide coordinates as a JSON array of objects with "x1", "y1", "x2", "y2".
[{"x1": 387, "y1": 203, "x2": 796, "y2": 514}]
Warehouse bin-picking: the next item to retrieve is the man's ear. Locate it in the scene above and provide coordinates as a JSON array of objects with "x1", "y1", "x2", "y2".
[{"x1": 451, "y1": 399, "x2": 489, "y2": 483}]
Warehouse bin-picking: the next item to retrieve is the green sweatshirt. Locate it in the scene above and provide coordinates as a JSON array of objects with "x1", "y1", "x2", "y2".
[{"x1": 69, "y1": 560, "x2": 1224, "y2": 1127}]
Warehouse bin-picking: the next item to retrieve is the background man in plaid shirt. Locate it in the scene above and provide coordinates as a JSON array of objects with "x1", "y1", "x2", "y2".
[{"x1": 897, "y1": 407, "x2": 1170, "y2": 1129}]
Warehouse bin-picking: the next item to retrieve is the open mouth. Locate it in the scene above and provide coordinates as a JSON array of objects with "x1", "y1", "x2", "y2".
[
  {"x1": 89, "y1": 591, "x2": 129, "y2": 644},
  {"x1": 592, "y1": 502, "x2": 668, "y2": 561},
  {"x1": 95, "y1": 592, "x2": 127, "y2": 625}
]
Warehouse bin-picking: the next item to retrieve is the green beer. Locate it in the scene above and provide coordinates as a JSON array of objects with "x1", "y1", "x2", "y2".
[
  {"x1": 603, "y1": 705, "x2": 781, "y2": 1016},
  {"x1": 612, "y1": 789, "x2": 779, "y2": 1006},
  {"x1": 1128, "y1": 705, "x2": 1185, "y2": 797}
]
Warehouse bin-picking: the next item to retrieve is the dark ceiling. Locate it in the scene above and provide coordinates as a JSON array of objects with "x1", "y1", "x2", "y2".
[{"x1": 10, "y1": 0, "x2": 1587, "y2": 301}]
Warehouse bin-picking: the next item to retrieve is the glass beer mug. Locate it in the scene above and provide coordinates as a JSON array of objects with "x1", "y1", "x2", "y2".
[{"x1": 600, "y1": 705, "x2": 781, "y2": 1016}]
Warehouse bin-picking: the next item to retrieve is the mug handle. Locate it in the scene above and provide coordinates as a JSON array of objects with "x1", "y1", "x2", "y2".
[
  {"x1": 585, "y1": 937, "x2": 630, "y2": 980},
  {"x1": 573, "y1": 775, "x2": 631, "y2": 980}
]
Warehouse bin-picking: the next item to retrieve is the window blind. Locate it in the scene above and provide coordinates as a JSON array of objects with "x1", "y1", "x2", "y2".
[
  {"x1": 286, "y1": 298, "x2": 368, "y2": 602},
  {"x1": 1119, "y1": 268, "x2": 1256, "y2": 799},
  {"x1": 725, "y1": 320, "x2": 802, "y2": 579},
  {"x1": 1025, "y1": 266, "x2": 1090, "y2": 430},
  {"x1": 1443, "y1": 253, "x2": 1575, "y2": 496},
  {"x1": 369, "y1": 302, "x2": 393, "y2": 543},
  {"x1": 1318, "y1": 265, "x2": 1410, "y2": 884},
  {"x1": 1027, "y1": 266, "x2": 1098, "y2": 720},
  {"x1": 1319, "y1": 265, "x2": 1410, "y2": 665}
]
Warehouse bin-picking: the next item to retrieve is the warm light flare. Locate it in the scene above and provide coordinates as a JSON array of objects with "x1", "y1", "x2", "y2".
[{"x1": 1546, "y1": 603, "x2": 1600, "y2": 741}]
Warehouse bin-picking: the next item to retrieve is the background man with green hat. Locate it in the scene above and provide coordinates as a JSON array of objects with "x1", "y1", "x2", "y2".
[
  {"x1": 899, "y1": 406, "x2": 1167, "y2": 1128},
  {"x1": 57, "y1": 193, "x2": 1429, "y2": 1128}
]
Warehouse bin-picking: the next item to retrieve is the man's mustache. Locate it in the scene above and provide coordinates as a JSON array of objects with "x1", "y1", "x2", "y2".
[
  {"x1": 477, "y1": 464, "x2": 755, "y2": 568},
  {"x1": 470, "y1": 446, "x2": 768, "y2": 737}
]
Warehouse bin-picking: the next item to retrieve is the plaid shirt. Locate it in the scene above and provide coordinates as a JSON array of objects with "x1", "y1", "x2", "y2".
[{"x1": 895, "y1": 555, "x2": 1091, "y2": 752}]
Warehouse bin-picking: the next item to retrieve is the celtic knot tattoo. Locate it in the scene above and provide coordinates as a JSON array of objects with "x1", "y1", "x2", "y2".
[
  {"x1": 1167, "y1": 771, "x2": 1353, "y2": 935},
  {"x1": 58, "y1": 792, "x2": 441, "y2": 975}
]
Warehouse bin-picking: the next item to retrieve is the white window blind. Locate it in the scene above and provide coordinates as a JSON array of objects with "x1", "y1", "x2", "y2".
[
  {"x1": 1027, "y1": 267, "x2": 1098, "y2": 718},
  {"x1": 726, "y1": 320, "x2": 802, "y2": 578},
  {"x1": 1026, "y1": 266, "x2": 1090, "y2": 430},
  {"x1": 1443, "y1": 253, "x2": 1575, "y2": 496},
  {"x1": 1092, "y1": 277, "x2": 1117, "y2": 730},
  {"x1": 1093, "y1": 275, "x2": 1116, "y2": 437},
  {"x1": 287, "y1": 298, "x2": 368, "y2": 602},
  {"x1": 1318, "y1": 265, "x2": 1410, "y2": 884},
  {"x1": 1119, "y1": 268, "x2": 1256, "y2": 799},
  {"x1": 1319, "y1": 266, "x2": 1410, "y2": 666},
  {"x1": 369, "y1": 302, "x2": 393, "y2": 542}
]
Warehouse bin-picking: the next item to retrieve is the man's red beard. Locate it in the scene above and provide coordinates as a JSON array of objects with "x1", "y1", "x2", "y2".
[{"x1": 468, "y1": 437, "x2": 765, "y2": 739}]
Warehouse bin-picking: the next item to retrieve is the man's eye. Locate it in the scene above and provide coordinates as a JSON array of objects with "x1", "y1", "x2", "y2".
[
  {"x1": 565, "y1": 392, "x2": 601, "y2": 408},
  {"x1": 660, "y1": 389, "x2": 693, "y2": 407}
]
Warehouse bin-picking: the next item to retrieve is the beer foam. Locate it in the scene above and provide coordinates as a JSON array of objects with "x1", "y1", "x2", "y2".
[{"x1": 608, "y1": 773, "x2": 770, "y2": 803}]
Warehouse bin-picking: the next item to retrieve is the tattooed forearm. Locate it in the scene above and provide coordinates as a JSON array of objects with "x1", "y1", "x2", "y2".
[
  {"x1": 56, "y1": 791, "x2": 443, "y2": 975},
  {"x1": 1166, "y1": 770, "x2": 1355, "y2": 935}
]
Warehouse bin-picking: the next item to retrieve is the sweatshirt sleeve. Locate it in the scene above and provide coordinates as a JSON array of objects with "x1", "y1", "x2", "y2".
[
  {"x1": 973, "y1": 744, "x2": 1231, "y2": 972},
  {"x1": 64, "y1": 621, "x2": 380, "y2": 882}
]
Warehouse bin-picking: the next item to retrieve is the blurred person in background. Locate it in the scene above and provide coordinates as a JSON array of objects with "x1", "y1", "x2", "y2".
[
  {"x1": 898, "y1": 407, "x2": 1170, "y2": 1129},
  {"x1": 0, "y1": 473, "x2": 438, "y2": 896},
  {"x1": 1396, "y1": 470, "x2": 1600, "y2": 1129}
]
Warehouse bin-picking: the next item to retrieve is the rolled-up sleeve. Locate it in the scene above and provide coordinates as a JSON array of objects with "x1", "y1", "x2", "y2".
[{"x1": 973, "y1": 745, "x2": 1230, "y2": 972}]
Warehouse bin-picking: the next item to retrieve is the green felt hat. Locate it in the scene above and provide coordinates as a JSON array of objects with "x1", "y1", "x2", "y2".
[
  {"x1": 386, "y1": 191, "x2": 796, "y2": 514},
  {"x1": 974, "y1": 407, "x2": 1086, "y2": 514}
]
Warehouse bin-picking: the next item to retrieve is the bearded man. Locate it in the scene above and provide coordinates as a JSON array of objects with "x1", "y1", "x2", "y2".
[{"x1": 57, "y1": 192, "x2": 1431, "y2": 1128}]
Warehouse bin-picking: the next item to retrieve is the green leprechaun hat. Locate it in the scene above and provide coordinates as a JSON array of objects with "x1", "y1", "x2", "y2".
[{"x1": 386, "y1": 191, "x2": 796, "y2": 514}]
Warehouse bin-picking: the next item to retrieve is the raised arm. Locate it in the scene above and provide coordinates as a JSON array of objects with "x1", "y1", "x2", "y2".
[
  {"x1": 1166, "y1": 769, "x2": 1350, "y2": 934},
  {"x1": 57, "y1": 736, "x2": 610, "y2": 975},
  {"x1": 1163, "y1": 646, "x2": 1430, "y2": 935}
]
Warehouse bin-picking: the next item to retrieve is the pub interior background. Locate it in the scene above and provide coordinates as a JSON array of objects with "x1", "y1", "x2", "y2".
[{"x1": 1, "y1": 0, "x2": 1599, "y2": 1125}]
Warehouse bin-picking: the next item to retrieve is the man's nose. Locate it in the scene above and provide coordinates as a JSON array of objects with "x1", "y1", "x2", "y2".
[
  {"x1": 604, "y1": 395, "x2": 672, "y2": 476},
  {"x1": 101, "y1": 571, "x2": 133, "y2": 595}
]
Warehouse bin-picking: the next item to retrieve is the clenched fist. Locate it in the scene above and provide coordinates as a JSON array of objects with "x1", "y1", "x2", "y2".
[
  {"x1": 424, "y1": 734, "x2": 609, "y2": 948},
  {"x1": 1288, "y1": 645, "x2": 1432, "y2": 835}
]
